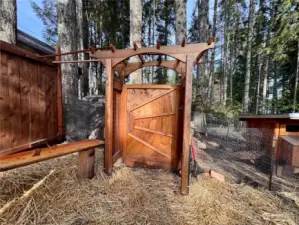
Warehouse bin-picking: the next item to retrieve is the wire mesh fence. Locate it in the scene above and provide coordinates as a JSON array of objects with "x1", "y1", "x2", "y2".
[{"x1": 191, "y1": 112, "x2": 299, "y2": 193}]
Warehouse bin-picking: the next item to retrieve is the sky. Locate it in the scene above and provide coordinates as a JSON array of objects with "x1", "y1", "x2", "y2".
[
  {"x1": 17, "y1": 0, "x2": 44, "y2": 40},
  {"x1": 17, "y1": 0, "x2": 198, "y2": 43}
]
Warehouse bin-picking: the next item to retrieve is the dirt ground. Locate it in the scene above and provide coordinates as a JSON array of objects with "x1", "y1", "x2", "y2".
[{"x1": 0, "y1": 147, "x2": 299, "y2": 225}]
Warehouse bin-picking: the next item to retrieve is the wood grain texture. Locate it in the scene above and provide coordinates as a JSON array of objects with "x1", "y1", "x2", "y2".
[
  {"x1": 78, "y1": 148, "x2": 95, "y2": 179},
  {"x1": 123, "y1": 85, "x2": 180, "y2": 170},
  {"x1": 19, "y1": 58, "x2": 31, "y2": 146},
  {"x1": 120, "y1": 85, "x2": 127, "y2": 159},
  {"x1": 8, "y1": 54, "x2": 22, "y2": 148},
  {"x1": 0, "y1": 140, "x2": 104, "y2": 171},
  {"x1": 104, "y1": 59, "x2": 113, "y2": 175},
  {"x1": 128, "y1": 133, "x2": 171, "y2": 159},
  {"x1": 0, "y1": 135, "x2": 64, "y2": 157},
  {"x1": 0, "y1": 46, "x2": 59, "y2": 156},
  {"x1": 30, "y1": 62, "x2": 40, "y2": 141},
  {"x1": 134, "y1": 112, "x2": 176, "y2": 120},
  {"x1": 0, "y1": 52, "x2": 11, "y2": 151},
  {"x1": 181, "y1": 54, "x2": 194, "y2": 195},
  {"x1": 113, "y1": 89, "x2": 121, "y2": 162},
  {"x1": 134, "y1": 126, "x2": 174, "y2": 138},
  {"x1": 90, "y1": 42, "x2": 214, "y2": 62},
  {"x1": 38, "y1": 64, "x2": 47, "y2": 139}
]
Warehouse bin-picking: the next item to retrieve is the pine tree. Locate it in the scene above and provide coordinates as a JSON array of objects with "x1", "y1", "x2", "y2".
[
  {"x1": 129, "y1": 0, "x2": 142, "y2": 84},
  {"x1": 31, "y1": 0, "x2": 58, "y2": 45},
  {"x1": 57, "y1": 0, "x2": 79, "y2": 136},
  {"x1": 0, "y1": 0, "x2": 16, "y2": 44},
  {"x1": 243, "y1": 0, "x2": 255, "y2": 113},
  {"x1": 77, "y1": 0, "x2": 89, "y2": 98}
]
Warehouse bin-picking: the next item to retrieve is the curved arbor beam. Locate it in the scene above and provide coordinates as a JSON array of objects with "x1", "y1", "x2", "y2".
[
  {"x1": 114, "y1": 60, "x2": 186, "y2": 76},
  {"x1": 89, "y1": 43, "x2": 214, "y2": 64}
]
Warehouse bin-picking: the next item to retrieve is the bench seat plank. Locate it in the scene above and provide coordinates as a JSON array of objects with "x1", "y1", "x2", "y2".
[{"x1": 0, "y1": 140, "x2": 104, "y2": 172}]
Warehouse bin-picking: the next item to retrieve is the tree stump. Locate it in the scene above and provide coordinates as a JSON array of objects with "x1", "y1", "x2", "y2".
[{"x1": 78, "y1": 148, "x2": 95, "y2": 179}]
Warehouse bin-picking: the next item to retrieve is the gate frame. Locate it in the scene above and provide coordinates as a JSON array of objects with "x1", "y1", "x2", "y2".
[{"x1": 92, "y1": 41, "x2": 214, "y2": 195}]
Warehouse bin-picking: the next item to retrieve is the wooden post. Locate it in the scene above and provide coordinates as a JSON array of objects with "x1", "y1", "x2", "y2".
[
  {"x1": 181, "y1": 54, "x2": 194, "y2": 195},
  {"x1": 78, "y1": 148, "x2": 95, "y2": 179},
  {"x1": 56, "y1": 45, "x2": 64, "y2": 136},
  {"x1": 104, "y1": 59, "x2": 114, "y2": 175}
]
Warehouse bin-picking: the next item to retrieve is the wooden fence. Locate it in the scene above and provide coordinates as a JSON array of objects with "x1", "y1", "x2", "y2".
[{"x1": 0, "y1": 41, "x2": 62, "y2": 157}]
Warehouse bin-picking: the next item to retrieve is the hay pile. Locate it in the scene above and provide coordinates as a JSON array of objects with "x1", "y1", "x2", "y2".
[{"x1": 0, "y1": 149, "x2": 298, "y2": 225}]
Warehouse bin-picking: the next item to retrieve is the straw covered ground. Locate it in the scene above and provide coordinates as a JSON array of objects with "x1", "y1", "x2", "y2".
[{"x1": 0, "y1": 148, "x2": 298, "y2": 225}]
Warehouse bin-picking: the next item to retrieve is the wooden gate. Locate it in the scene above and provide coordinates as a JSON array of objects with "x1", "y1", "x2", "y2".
[{"x1": 121, "y1": 85, "x2": 181, "y2": 170}]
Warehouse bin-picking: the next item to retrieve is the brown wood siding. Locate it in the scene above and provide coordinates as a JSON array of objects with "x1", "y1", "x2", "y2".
[
  {"x1": 113, "y1": 89, "x2": 121, "y2": 157},
  {"x1": 0, "y1": 49, "x2": 58, "y2": 156}
]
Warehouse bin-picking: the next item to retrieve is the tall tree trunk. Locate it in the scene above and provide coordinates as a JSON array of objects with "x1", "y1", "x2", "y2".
[
  {"x1": 194, "y1": 0, "x2": 209, "y2": 134},
  {"x1": 273, "y1": 62, "x2": 278, "y2": 114},
  {"x1": 58, "y1": 0, "x2": 78, "y2": 137},
  {"x1": 293, "y1": 41, "x2": 299, "y2": 113},
  {"x1": 220, "y1": 35, "x2": 224, "y2": 103},
  {"x1": 163, "y1": 0, "x2": 170, "y2": 83},
  {"x1": 77, "y1": 0, "x2": 89, "y2": 98},
  {"x1": 0, "y1": 0, "x2": 16, "y2": 44},
  {"x1": 129, "y1": 0, "x2": 142, "y2": 84},
  {"x1": 196, "y1": 0, "x2": 209, "y2": 111},
  {"x1": 262, "y1": 7, "x2": 273, "y2": 113},
  {"x1": 147, "y1": 10, "x2": 152, "y2": 84},
  {"x1": 223, "y1": 34, "x2": 229, "y2": 105},
  {"x1": 222, "y1": 0, "x2": 229, "y2": 106},
  {"x1": 175, "y1": 0, "x2": 186, "y2": 84},
  {"x1": 229, "y1": 39, "x2": 234, "y2": 105},
  {"x1": 97, "y1": 7, "x2": 103, "y2": 94},
  {"x1": 243, "y1": 0, "x2": 255, "y2": 113},
  {"x1": 175, "y1": 0, "x2": 186, "y2": 44},
  {"x1": 256, "y1": 54, "x2": 262, "y2": 114},
  {"x1": 262, "y1": 57, "x2": 269, "y2": 113},
  {"x1": 151, "y1": 0, "x2": 156, "y2": 83},
  {"x1": 208, "y1": 0, "x2": 218, "y2": 103}
]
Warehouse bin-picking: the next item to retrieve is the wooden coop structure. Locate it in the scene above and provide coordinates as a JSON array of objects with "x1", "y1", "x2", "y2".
[
  {"x1": 0, "y1": 39, "x2": 214, "y2": 195},
  {"x1": 239, "y1": 114, "x2": 299, "y2": 171}
]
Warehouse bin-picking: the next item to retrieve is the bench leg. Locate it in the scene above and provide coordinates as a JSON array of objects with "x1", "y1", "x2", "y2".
[{"x1": 78, "y1": 148, "x2": 95, "y2": 179}]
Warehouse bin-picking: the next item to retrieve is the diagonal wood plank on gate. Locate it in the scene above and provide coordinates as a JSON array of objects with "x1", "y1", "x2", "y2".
[
  {"x1": 129, "y1": 88, "x2": 175, "y2": 112},
  {"x1": 134, "y1": 126, "x2": 174, "y2": 138},
  {"x1": 128, "y1": 133, "x2": 171, "y2": 159}
]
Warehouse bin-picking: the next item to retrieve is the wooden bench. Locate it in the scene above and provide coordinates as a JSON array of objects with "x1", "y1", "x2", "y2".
[{"x1": 0, "y1": 139, "x2": 104, "y2": 179}]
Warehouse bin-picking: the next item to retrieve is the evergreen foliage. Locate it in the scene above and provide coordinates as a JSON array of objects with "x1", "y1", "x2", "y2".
[{"x1": 31, "y1": 0, "x2": 299, "y2": 114}]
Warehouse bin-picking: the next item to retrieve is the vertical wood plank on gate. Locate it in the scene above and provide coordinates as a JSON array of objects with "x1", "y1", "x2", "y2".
[
  {"x1": 120, "y1": 84, "x2": 127, "y2": 159},
  {"x1": 46, "y1": 65, "x2": 54, "y2": 137},
  {"x1": 9, "y1": 54, "x2": 22, "y2": 148},
  {"x1": 0, "y1": 52, "x2": 11, "y2": 151},
  {"x1": 30, "y1": 62, "x2": 40, "y2": 142},
  {"x1": 113, "y1": 91, "x2": 121, "y2": 160},
  {"x1": 104, "y1": 59, "x2": 114, "y2": 175},
  {"x1": 38, "y1": 65, "x2": 47, "y2": 139},
  {"x1": 19, "y1": 58, "x2": 31, "y2": 145},
  {"x1": 171, "y1": 89, "x2": 180, "y2": 171},
  {"x1": 49, "y1": 67, "x2": 56, "y2": 137},
  {"x1": 181, "y1": 54, "x2": 194, "y2": 195},
  {"x1": 51, "y1": 66, "x2": 58, "y2": 137}
]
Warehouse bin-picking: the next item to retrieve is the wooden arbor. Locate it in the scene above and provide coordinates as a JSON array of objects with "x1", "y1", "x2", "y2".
[{"x1": 90, "y1": 41, "x2": 214, "y2": 195}]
